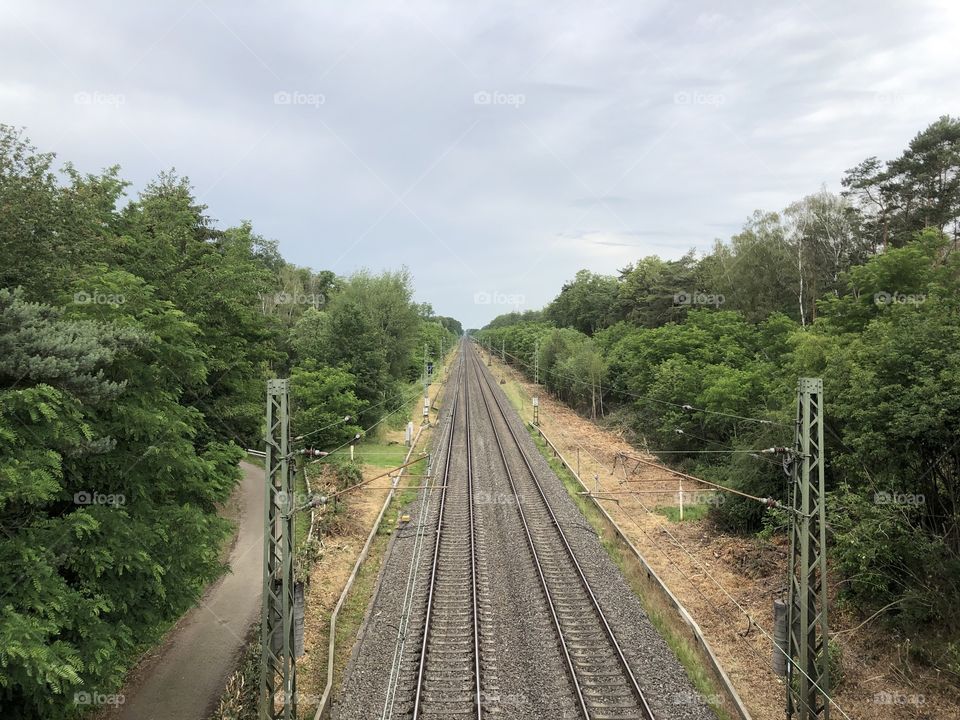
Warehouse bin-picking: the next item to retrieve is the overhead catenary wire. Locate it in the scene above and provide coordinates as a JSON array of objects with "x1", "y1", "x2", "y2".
[
  {"x1": 296, "y1": 454, "x2": 429, "y2": 511},
  {"x1": 613, "y1": 451, "x2": 788, "y2": 510},
  {"x1": 668, "y1": 427, "x2": 784, "y2": 467},
  {"x1": 293, "y1": 414, "x2": 353, "y2": 445},
  {"x1": 605, "y1": 486, "x2": 854, "y2": 720},
  {"x1": 490, "y1": 344, "x2": 790, "y2": 428},
  {"x1": 293, "y1": 384, "x2": 427, "y2": 448},
  {"x1": 490, "y1": 341, "x2": 846, "y2": 716},
  {"x1": 637, "y1": 448, "x2": 788, "y2": 454},
  {"x1": 306, "y1": 385, "x2": 426, "y2": 464},
  {"x1": 491, "y1": 346, "x2": 788, "y2": 506},
  {"x1": 382, "y1": 351, "x2": 463, "y2": 719}
]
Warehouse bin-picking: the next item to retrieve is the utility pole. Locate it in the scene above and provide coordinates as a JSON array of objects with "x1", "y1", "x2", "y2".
[
  {"x1": 261, "y1": 379, "x2": 296, "y2": 720},
  {"x1": 534, "y1": 339, "x2": 539, "y2": 385},
  {"x1": 422, "y1": 343, "x2": 430, "y2": 425},
  {"x1": 786, "y1": 377, "x2": 830, "y2": 720},
  {"x1": 501, "y1": 337, "x2": 505, "y2": 362}
]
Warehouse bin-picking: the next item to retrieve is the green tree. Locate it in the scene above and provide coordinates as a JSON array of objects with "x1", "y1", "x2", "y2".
[
  {"x1": 843, "y1": 116, "x2": 960, "y2": 250},
  {"x1": 117, "y1": 176, "x2": 277, "y2": 447},
  {"x1": 616, "y1": 253, "x2": 700, "y2": 328},
  {"x1": 702, "y1": 211, "x2": 799, "y2": 322},
  {"x1": 546, "y1": 270, "x2": 618, "y2": 335},
  {"x1": 0, "y1": 279, "x2": 238, "y2": 717},
  {"x1": 290, "y1": 363, "x2": 364, "y2": 450}
]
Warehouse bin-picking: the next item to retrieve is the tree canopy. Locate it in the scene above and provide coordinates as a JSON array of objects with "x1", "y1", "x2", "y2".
[
  {"x1": 0, "y1": 125, "x2": 459, "y2": 718},
  {"x1": 478, "y1": 117, "x2": 960, "y2": 667}
]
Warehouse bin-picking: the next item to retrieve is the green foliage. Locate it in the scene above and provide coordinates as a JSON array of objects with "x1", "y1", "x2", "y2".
[
  {"x1": 476, "y1": 115, "x2": 960, "y2": 652},
  {"x1": 844, "y1": 115, "x2": 960, "y2": 249},
  {"x1": 292, "y1": 269, "x2": 421, "y2": 418},
  {"x1": 546, "y1": 269, "x2": 619, "y2": 335},
  {"x1": 0, "y1": 282, "x2": 237, "y2": 716},
  {"x1": 483, "y1": 309, "x2": 544, "y2": 329},
  {"x1": 115, "y1": 177, "x2": 280, "y2": 447},
  {"x1": 287, "y1": 268, "x2": 456, "y2": 431},
  {"x1": 290, "y1": 363, "x2": 364, "y2": 449},
  {"x1": 0, "y1": 125, "x2": 459, "y2": 717},
  {"x1": 654, "y1": 503, "x2": 710, "y2": 522},
  {"x1": 615, "y1": 252, "x2": 702, "y2": 328},
  {"x1": 324, "y1": 456, "x2": 364, "y2": 490}
]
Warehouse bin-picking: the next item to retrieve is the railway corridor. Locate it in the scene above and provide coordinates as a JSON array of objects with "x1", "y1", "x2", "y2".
[{"x1": 337, "y1": 342, "x2": 718, "y2": 720}]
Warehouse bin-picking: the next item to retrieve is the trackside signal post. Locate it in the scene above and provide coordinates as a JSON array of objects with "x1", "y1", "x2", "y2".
[
  {"x1": 786, "y1": 377, "x2": 830, "y2": 720},
  {"x1": 261, "y1": 379, "x2": 296, "y2": 720}
]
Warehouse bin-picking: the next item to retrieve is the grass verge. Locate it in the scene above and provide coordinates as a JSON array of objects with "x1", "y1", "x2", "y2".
[
  {"x1": 654, "y1": 503, "x2": 711, "y2": 523},
  {"x1": 244, "y1": 452, "x2": 265, "y2": 469}
]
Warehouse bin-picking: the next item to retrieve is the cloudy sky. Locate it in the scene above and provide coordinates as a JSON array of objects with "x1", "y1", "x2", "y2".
[{"x1": 2, "y1": 1, "x2": 959, "y2": 328}]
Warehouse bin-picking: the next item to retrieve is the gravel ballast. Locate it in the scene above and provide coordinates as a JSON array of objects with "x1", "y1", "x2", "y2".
[{"x1": 336, "y1": 345, "x2": 719, "y2": 720}]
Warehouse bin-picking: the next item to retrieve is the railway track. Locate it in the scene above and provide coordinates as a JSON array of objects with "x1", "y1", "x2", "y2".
[
  {"x1": 378, "y1": 342, "x2": 657, "y2": 720},
  {"x1": 467, "y1": 344, "x2": 656, "y2": 720},
  {"x1": 411, "y1": 348, "x2": 482, "y2": 719}
]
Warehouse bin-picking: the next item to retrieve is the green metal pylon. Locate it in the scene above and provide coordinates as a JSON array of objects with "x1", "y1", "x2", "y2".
[
  {"x1": 786, "y1": 378, "x2": 829, "y2": 720},
  {"x1": 260, "y1": 379, "x2": 297, "y2": 720}
]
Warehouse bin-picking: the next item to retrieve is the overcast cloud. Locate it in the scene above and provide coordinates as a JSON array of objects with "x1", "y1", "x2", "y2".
[{"x1": 2, "y1": 0, "x2": 959, "y2": 327}]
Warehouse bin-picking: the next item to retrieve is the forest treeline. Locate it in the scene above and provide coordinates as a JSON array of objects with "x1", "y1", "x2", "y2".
[
  {"x1": 476, "y1": 116, "x2": 960, "y2": 676},
  {"x1": 0, "y1": 126, "x2": 459, "y2": 717}
]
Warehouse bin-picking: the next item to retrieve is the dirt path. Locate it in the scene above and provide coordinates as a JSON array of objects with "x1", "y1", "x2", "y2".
[{"x1": 105, "y1": 461, "x2": 265, "y2": 720}]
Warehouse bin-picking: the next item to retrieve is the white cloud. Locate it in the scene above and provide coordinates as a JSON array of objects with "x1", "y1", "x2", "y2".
[{"x1": 1, "y1": 0, "x2": 958, "y2": 328}]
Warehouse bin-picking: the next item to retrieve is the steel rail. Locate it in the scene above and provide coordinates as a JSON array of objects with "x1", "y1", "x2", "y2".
[
  {"x1": 380, "y1": 355, "x2": 463, "y2": 720},
  {"x1": 468, "y1": 344, "x2": 656, "y2": 720},
  {"x1": 465, "y1": 349, "x2": 483, "y2": 717},
  {"x1": 466, "y1": 348, "x2": 590, "y2": 718},
  {"x1": 411, "y1": 345, "x2": 482, "y2": 720}
]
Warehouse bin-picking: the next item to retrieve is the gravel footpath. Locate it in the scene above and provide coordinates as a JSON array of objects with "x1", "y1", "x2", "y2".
[{"x1": 337, "y1": 346, "x2": 718, "y2": 720}]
